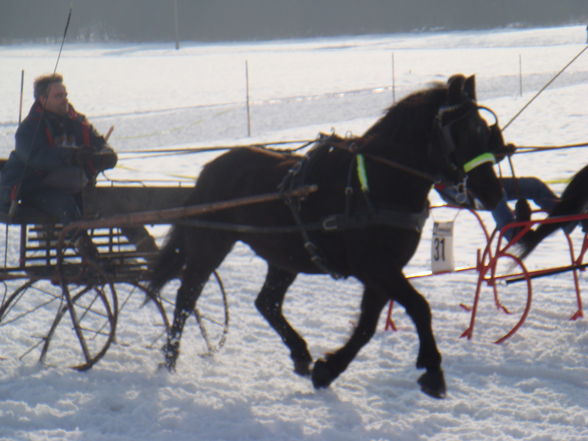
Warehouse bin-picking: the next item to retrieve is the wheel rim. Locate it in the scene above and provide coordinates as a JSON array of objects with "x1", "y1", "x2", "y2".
[{"x1": 39, "y1": 279, "x2": 118, "y2": 370}]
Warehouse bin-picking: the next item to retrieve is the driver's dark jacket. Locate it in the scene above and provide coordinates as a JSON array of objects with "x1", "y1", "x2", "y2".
[{"x1": 0, "y1": 101, "x2": 117, "y2": 213}]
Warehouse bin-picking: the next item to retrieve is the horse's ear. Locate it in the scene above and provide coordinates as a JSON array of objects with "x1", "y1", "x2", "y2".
[
  {"x1": 464, "y1": 75, "x2": 477, "y2": 101},
  {"x1": 447, "y1": 74, "x2": 466, "y2": 104}
]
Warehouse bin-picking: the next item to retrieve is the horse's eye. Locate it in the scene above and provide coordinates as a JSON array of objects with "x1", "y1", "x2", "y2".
[{"x1": 474, "y1": 120, "x2": 487, "y2": 136}]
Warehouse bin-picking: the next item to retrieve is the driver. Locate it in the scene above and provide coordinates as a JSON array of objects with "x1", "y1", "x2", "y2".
[{"x1": 0, "y1": 73, "x2": 156, "y2": 259}]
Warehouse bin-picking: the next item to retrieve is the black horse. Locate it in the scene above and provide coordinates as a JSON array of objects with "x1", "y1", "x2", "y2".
[
  {"x1": 517, "y1": 163, "x2": 588, "y2": 259},
  {"x1": 148, "y1": 74, "x2": 505, "y2": 399}
]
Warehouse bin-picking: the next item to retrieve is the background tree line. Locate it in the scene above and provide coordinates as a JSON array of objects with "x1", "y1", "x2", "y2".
[{"x1": 1, "y1": 0, "x2": 586, "y2": 43}]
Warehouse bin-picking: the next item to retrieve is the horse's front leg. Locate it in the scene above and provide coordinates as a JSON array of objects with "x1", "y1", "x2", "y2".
[
  {"x1": 311, "y1": 284, "x2": 389, "y2": 389},
  {"x1": 392, "y1": 275, "x2": 446, "y2": 399},
  {"x1": 254, "y1": 265, "x2": 312, "y2": 376}
]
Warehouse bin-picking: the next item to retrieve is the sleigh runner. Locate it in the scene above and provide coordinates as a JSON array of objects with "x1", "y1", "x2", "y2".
[{"x1": 384, "y1": 203, "x2": 588, "y2": 344}]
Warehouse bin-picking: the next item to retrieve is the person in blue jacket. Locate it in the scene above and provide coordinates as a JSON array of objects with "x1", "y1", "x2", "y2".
[
  {"x1": 436, "y1": 175, "x2": 559, "y2": 241},
  {"x1": 434, "y1": 133, "x2": 560, "y2": 243},
  {"x1": 0, "y1": 73, "x2": 117, "y2": 223},
  {"x1": 0, "y1": 73, "x2": 157, "y2": 259}
]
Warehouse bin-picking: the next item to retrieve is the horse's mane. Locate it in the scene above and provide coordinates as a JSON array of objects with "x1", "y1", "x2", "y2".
[{"x1": 363, "y1": 82, "x2": 447, "y2": 146}]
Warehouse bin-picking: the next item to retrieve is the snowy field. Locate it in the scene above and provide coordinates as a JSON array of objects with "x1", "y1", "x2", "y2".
[{"x1": 1, "y1": 25, "x2": 588, "y2": 441}]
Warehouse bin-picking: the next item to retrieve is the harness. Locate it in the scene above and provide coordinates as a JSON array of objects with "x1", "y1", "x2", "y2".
[
  {"x1": 280, "y1": 102, "x2": 499, "y2": 279},
  {"x1": 279, "y1": 136, "x2": 429, "y2": 279}
]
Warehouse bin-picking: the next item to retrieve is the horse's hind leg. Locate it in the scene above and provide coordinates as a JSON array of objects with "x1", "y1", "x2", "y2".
[
  {"x1": 254, "y1": 265, "x2": 312, "y2": 376},
  {"x1": 163, "y1": 232, "x2": 234, "y2": 371}
]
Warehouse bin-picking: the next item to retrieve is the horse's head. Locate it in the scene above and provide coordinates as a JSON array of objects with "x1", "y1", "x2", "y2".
[{"x1": 430, "y1": 74, "x2": 504, "y2": 210}]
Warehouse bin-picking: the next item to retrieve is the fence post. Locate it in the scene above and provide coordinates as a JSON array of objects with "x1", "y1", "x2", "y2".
[
  {"x1": 391, "y1": 52, "x2": 396, "y2": 103},
  {"x1": 173, "y1": 0, "x2": 180, "y2": 50},
  {"x1": 518, "y1": 54, "x2": 523, "y2": 96},
  {"x1": 245, "y1": 60, "x2": 252, "y2": 137}
]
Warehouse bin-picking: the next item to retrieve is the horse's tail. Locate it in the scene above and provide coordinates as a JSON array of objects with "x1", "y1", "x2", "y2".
[
  {"x1": 147, "y1": 226, "x2": 185, "y2": 299},
  {"x1": 518, "y1": 164, "x2": 588, "y2": 260}
]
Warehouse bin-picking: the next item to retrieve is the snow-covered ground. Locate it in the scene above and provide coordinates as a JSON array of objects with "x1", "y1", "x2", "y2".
[{"x1": 1, "y1": 25, "x2": 587, "y2": 441}]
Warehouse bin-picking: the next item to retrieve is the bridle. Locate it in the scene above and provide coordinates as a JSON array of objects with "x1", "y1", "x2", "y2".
[
  {"x1": 430, "y1": 101, "x2": 499, "y2": 185},
  {"x1": 352, "y1": 101, "x2": 500, "y2": 188},
  {"x1": 277, "y1": 100, "x2": 502, "y2": 279}
]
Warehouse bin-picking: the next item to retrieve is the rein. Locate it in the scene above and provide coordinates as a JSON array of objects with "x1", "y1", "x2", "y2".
[
  {"x1": 282, "y1": 100, "x2": 500, "y2": 277},
  {"x1": 324, "y1": 134, "x2": 437, "y2": 183},
  {"x1": 333, "y1": 103, "x2": 498, "y2": 185},
  {"x1": 277, "y1": 133, "x2": 437, "y2": 279},
  {"x1": 175, "y1": 208, "x2": 429, "y2": 236},
  {"x1": 513, "y1": 142, "x2": 588, "y2": 155},
  {"x1": 172, "y1": 99, "x2": 499, "y2": 279}
]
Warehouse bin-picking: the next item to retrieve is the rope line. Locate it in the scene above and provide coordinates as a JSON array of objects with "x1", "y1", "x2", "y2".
[
  {"x1": 503, "y1": 45, "x2": 588, "y2": 131},
  {"x1": 119, "y1": 138, "x2": 316, "y2": 156},
  {"x1": 514, "y1": 142, "x2": 588, "y2": 154}
]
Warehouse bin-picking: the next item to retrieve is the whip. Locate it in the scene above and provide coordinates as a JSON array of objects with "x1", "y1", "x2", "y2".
[{"x1": 7, "y1": 8, "x2": 73, "y2": 220}]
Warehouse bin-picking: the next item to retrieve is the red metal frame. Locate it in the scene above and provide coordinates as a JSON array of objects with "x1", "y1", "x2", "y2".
[
  {"x1": 385, "y1": 206, "x2": 587, "y2": 342},
  {"x1": 385, "y1": 204, "x2": 491, "y2": 331},
  {"x1": 461, "y1": 212, "x2": 586, "y2": 343}
]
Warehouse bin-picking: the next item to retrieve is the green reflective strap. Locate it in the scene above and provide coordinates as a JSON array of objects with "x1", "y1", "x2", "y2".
[
  {"x1": 356, "y1": 154, "x2": 369, "y2": 192},
  {"x1": 463, "y1": 152, "x2": 495, "y2": 173}
]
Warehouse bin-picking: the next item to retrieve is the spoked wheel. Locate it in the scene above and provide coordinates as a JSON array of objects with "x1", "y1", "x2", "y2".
[
  {"x1": 39, "y1": 275, "x2": 118, "y2": 371},
  {"x1": 112, "y1": 282, "x2": 170, "y2": 355},
  {"x1": 489, "y1": 253, "x2": 533, "y2": 343},
  {"x1": 0, "y1": 278, "x2": 68, "y2": 364},
  {"x1": 161, "y1": 271, "x2": 229, "y2": 357},
  {"x1": 0, "y1": 278, "x2": 50, "y2": 325},
  {"x1": 194, "y1": 271, "x2": 229, "y2": 356}
]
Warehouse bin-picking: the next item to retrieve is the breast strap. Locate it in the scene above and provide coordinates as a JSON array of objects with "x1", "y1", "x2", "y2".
[{"x1": 320, "y1": 206, "x2": 429, "y2": 233}]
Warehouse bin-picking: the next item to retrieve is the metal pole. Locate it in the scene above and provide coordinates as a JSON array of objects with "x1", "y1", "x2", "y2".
[
  {"x1": 518, "y1": 54, "x2": 523, "y2": 97},
  {"x1": 391, "y1": 53, "x2": 396, "y2": 103},
  {"x1": 18, "y1": 70, "x2": 24, "y2": 123},
  {"x1": 57, "y1": 186, "x2": 318, "y2": 244},
  {"x1": 245, "y1": 60, "x2": 251, "y2": 137},
  {"x1": 173, "y1": 0, "x2": 180, "y2": 50}
]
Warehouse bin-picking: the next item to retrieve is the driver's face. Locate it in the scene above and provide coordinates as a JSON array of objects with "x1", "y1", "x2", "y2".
[{"x1": 40, "y1": 82, "x2": 69, "y2": 116}]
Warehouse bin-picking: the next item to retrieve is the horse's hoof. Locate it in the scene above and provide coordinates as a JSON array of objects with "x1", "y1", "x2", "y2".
[
  {"x1": 157, "y1": 362, "x2": 175, "y2": 373},
  {"x1": 294, "y1": 359, "x2": 311, "y2": 377},
  {"x1": 311, "y1": 359, "x2": 334, "y2": 389},
  {"x1": 158, "y1": 358, "x2": 177, "y2": 373},
  {"x1": 161, "y1": 342, "x2": 179, "y2": 372},
  {"x1": 418, "y1": 369, "x2": 446, "y2": 399}
]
